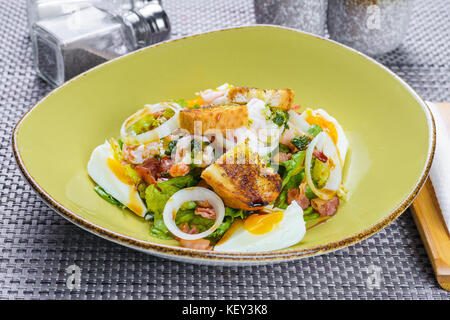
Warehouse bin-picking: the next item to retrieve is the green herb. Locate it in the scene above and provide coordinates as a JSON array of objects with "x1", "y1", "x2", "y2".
[
  {"x1": 290, "y1": 135, "x2": 312, "y2": 151},
  {"x1": 94, "y1": 185, "x2": 126, "y2": 209},
  {"x1": 269, "y1": 107, "x2": 290, "y2": 127},
  {"x1": 165, "y1": 139, "x2": 178, "y2": 156}
]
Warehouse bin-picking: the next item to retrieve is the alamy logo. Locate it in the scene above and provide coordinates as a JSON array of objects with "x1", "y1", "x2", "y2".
[
  {"x1": 366, "y1": 4, "x2": 381, "y2": 30},
  {"x1": 66, "y1": 264, "x2": 81, "y2": 290}
]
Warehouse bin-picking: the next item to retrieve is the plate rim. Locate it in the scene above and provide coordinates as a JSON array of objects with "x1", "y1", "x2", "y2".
[{"x1": 12, "y1": 25, "x2": 436, "y2": 264}]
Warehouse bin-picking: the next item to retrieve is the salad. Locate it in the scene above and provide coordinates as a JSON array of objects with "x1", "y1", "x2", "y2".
[{"x1": 87, "y1": 84, "x2": 349, "y2": 252}]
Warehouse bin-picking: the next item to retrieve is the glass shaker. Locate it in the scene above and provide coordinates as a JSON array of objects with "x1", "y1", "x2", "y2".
[
  {"x1": 254, "y1": 0, "x2": 328, "y2": 36},
  {"x1": 327, "y1": 0, "x2": 413, "y2": 56},
  {"x1": 27, "y1": 0, "x2": 152, "y2": 28},
  {"x1": 30, "y1": 1, "x2": 170, "y2": 87}
]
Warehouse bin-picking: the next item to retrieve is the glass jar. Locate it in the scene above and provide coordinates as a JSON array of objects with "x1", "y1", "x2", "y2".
[
  {"x1": 254, "y1": 0, "x2": 328, "y2": 36},
  {"x1": 327, "y1": 0, "x2": 413, "y2": 56},
  {"x1": 30, "y1": 1, "x2": 170, "y2": 86}
]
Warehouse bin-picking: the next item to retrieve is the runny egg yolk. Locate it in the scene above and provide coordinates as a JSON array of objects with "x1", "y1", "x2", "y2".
[
  {"x1": 243, "y1": 211, "x2": 284, "y2": 235},
  {"x1": 128, "y1": 187, "x2": 144, "y2": 217},
  {"x1": 107, "y1": 157, "x2": 144, "y2": 216},
  {"x1": 303, "y1": 110, "x2": 338, "y2": 144},
  {"x1": 107, "y1": 157, "x2": 134, "y2": 185}
]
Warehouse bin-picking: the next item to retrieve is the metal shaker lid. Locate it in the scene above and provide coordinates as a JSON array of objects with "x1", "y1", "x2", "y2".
[{"x1": 122, "y1": 0, "x2": 170, "y2": 47}]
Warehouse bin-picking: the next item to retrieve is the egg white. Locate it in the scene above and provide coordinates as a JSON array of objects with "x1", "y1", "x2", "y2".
[
  {"x1": 302, "y1": 108, "x2": 349, "y2": 164},
  {"x1": 87, "y1": 141, "x2": 147, "y2": 217},
  {"x1": 214, "y1": 201, "x2": 306, "y2": 253}
]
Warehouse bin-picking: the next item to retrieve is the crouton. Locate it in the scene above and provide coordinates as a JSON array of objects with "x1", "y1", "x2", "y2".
[
  {"x1": 201, "y1": 142, "x2": 282, "y2": 211},
  {"x1": 180, "y1": 105, "x2": 248, "y2": 135}
]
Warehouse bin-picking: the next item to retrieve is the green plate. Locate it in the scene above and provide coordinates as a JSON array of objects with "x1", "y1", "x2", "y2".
[{"x1": 12, "y1": 26, "x2": 435, "y2": 265}]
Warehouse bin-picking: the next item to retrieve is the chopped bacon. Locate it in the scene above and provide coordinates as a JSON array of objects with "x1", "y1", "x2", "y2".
[
  {"x1": 177, "y1": 223, "x2": 213, "y2": 250},
  {"x1": 169, "y1": 163, "x2": 190, "y2": 177},
  {"x1": 313, "y1": 150, "x2": 328, "y2": 163},
  {"x1": 135, "y1": 166, "x2": 157, "y2": 185},
  {"x1": 287, "y1": 182, "x2": 310, "y2": 210},
  {"x1": 273, "y1": 152, "x2": 292, "y2": 163},
  {"x1": 311, "y1": 196, "x2": 339, "y2": 216},
  {"x1": 195, "y1": 207, "x2": 216, "y2": 220},
  {"x1": 134, "y1": 156, "x2": 176, "y2": 184}
]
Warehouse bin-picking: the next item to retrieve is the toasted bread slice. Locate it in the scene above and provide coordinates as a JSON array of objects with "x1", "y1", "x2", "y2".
[
  {"x1": 228, "y1": 87, "x2": 295, "y2": 110},
  {"x1": 201, "y1": 142, "x2": 282, "y2": 210},
  {"x1": 180, "y1": 105, "x2": 248, "y2": 135}
]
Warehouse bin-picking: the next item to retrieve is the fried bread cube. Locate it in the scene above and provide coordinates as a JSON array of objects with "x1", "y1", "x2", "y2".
[
  {"x1": 180, "y1": 105, "x2": 248, "y2": 135},
  {"x1": 201, "y1": 142, "x2": 282, "y2": 211}
]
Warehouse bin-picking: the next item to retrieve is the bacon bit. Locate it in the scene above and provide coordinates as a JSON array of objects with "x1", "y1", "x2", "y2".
[
  {"x1": 169, "y1": 163, "x2": 190, "y2": 177},
  {"x1": 287, "y1": 182, "x2": 310, "y2": 210},
  {"x1": 135, "y1": 166, "x2": 157, "y2": 185},
  {"x1": 178, "y1": 223, "x2": 213, "y2": 250},
  {"x1": 313, "y1": 150, "x2": 328, "y2": 163},
  {"x1": 195, "y1": 207, "x2": 216, "y2": 220},
  {"x1": 273, "y1": 152, "x2": 292, "y2": 163},
  {"x1": 311, "y1": 196, "x2": 339, "y2": 216}
]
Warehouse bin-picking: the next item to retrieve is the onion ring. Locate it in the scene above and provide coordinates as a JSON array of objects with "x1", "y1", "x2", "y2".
[
  {"x1": 120, "y1": 102, "x2": 181, "y2": 145},
  {"x1": 288, "y1": 110, "x2": 311, "y2": 134},
  {"x1": 305, "y1": 132, "x2": 342, "y2": 200},
  {"x1": 163, "y1": 187, "x2": 225, "y2": 240}
]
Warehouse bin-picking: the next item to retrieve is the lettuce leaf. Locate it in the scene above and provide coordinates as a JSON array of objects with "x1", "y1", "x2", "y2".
[
  {"x1": 94, "y1": 185, "x2": 126, "y2": 209},
  {"x1": 274, "y1": 151, "x2": 306, "y2": 209},
  {"x1": 146, "y1": 175, "x2": 199, "y2": 239}
]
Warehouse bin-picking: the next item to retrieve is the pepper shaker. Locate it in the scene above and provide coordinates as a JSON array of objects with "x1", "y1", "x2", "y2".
[
  {"x1": 327, "y1": 0, "x2": 413, "y2": 56},
  {"x1": 30, "y1": 1, "x2": 170, "y2": 87},
  {"x1": 254, "y1": 0, "x2": 328, "y2": 36}
]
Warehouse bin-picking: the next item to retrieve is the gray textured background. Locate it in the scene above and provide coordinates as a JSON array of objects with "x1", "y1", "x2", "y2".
[{"x1": 1, "y1": 0, "x2": 449, "y2": 299}]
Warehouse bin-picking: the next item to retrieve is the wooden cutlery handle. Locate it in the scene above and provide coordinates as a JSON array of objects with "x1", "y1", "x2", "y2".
[{"x1": 411, "y1": 102, "x2": 450, "y2": 291}]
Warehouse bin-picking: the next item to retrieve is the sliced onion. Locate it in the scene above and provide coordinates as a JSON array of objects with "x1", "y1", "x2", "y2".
[
  {"x1": 305, "y1": 132, "x2": 342, "y2": 200},
  {"x1": 120, "y1": 102, "x2": 181, "y2": 145},
  {"x1": 288, "y1": 110, "x2": 311, "y2": 134},
  {"x1": 163, "y1": 187, "x2": 225, "y2": 240}
]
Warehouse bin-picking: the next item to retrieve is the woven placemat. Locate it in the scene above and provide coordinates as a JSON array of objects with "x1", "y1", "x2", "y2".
[{"x1": 0, "y1": 0, "x2": 449, "y2": 300}]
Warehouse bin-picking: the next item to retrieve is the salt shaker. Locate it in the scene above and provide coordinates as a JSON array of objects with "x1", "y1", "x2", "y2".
[
  {"x1": 30, "y1": 1, "x2": 170, "y2": 87},
  {"x1": 254, "y1": 0, "x2": 328, "y2": 36},
  {"x1": 327, "y1": 0, "x2": 413, "y2": 56}
]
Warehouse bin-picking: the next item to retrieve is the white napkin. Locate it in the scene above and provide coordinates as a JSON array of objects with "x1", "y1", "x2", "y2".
[{"x1": 427, "y1": 102, "x2": 450, "y2": 233}]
